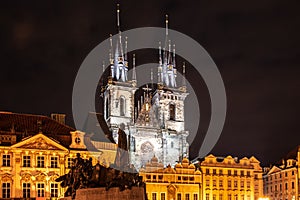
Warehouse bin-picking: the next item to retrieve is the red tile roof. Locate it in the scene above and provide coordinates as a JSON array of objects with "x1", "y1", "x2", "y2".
[{"x1": 0, "y1": 111, "x2": 75, "y2": 147}]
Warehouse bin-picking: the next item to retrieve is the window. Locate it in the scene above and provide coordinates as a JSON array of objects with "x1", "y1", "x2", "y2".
[
  {"x1": 219, "y1": 180, "x2": 223, "y2": 187},
  {"x1": 158, "y1": 175, "x2": 163, "y2": 180},
  {"x1": 206, "y1": 179, "x2": 210, "y2": 186},
  {"x1": 193, "y1": 194, "x2": 198, "y2": 200},
  {"x1": 234, "y1": 194, "x2": 238, "y2": 200},
  {"x1": 51, "y1": 156, "x2": 58, "y2": 168},
  {"x1": 206, "y1": 194, "x2": 209, "y2": 200},
  {"x1": 247, "y1": 181, "x2": 250, "y2": 188},
  {"x1": 23, "y1": 183, "x2": 30, "y2": 198},
  {"x1": 152, "y1": 193, "x2": 157, "y2": 200},
  {"x1": 241, "y1": 180, "x2": 244, "y2": 188},
  {"x1": 292, "y1": 182, "x2": 295, "y2": 189},
  {"x1": 234, "y1": 170, "x2": 237, "y2": 176},
  {"x1": 213, "y1": 194, "x2": 216, "y2": 200},
  {"x1": 292, "y1": 171, "x2": 295, "y2": 176},
  {"x1": 206, "y1": 169, "x2": 210, "y2": 175},
  {"x1": 228, "y1": 180, "x2": 232, "y2": 188},
  {"x1": 23, "y1": 156, "x2": 31, "y2": 167},
  {"x1": 219, "y1": 194, "x2": 223, "y2": 200},
  {"x1": 241, "y1": 171, "x2": 244, "y2": 176},
  {"x1": 219, "y1": 169, "x2": 223, "y2": 175},
  {"x1": 228, "y1": 194, "x2": 232, "y2": 200},
  {"x1": 37, "y1": 183, "x2": 45, "y2": 197},
  {"x1": 185, "y1": 194, "x2": 190, "y2": 200},
  {"x1": 280, "y1": 184, "x2": 282, "y2": 191},
  {"x1": 161, "y1": 193, "x2": 166, "y2": 200},
  {"x1": 2, "y1": 183, "x2": 10, "y2": 198},
  {"x1": 2, "y1": 154, "x2": 10, "y2": 167},
  {"x1": 177, "y1": 193, "x2": 182, "y2": 200},
  {"x1": 213, "y1": 179, "x2": 216, "y2": 187},
  {"x1": 37, "y1": 156, "x2": 45, "y2": 168},
  {"x1": 285, "y1": 182, "x2": 288, "y2": 190},
  {"x1": 171, "y1": 141, "x2": 174, "y2": 148},
  {"x1": 120, "y1": 97, "x2": 125, "y2": 116},
  {"x1": 247, "y1": 171, "x2": 250, "y2": 177},
  {"x1": 234, "y1": 180, "x2": 237, "y2": 188},
  {"x1": 169, "y1": 104, "x2": 176, "y2": 120},
  {"x1": 51, "y1": 183, "x2": 58, "y2": 197},
  {"x1": 105, "y1": 99, "x2": 109, "y2": 120},
  {"x1": 228, "y1": 170, "x2": 231, "y2": 176},
  {"x1": 67, "y1": 157, "x2": 73, "y2": 168}
]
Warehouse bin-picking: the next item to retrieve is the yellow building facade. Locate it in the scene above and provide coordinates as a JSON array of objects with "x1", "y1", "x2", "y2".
[
  {"x1": 139, "y1": 156, "x2": 202, "y2": 200},
  {"x1": 0, "y1": 112, "x2": 266, "y2": 200},
  {"x1": 199, "y1": 154, "x2": 263, "y2": 200},
  {"x1": 0, "y1": 112, "x2": 116, "y2": 199}
]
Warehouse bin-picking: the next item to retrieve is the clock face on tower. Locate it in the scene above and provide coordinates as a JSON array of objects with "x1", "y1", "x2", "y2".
[{"x1": 75, "y1": 137, "x2": 81, "y2": 144}]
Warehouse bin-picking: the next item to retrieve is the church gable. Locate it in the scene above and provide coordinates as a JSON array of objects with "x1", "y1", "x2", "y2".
[{"x1": 11, "y1": 133, "x2": 68, "y2": 151}]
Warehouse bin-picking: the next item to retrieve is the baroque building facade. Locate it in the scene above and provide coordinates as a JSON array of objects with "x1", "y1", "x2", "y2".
[
  {"x1": 263, "y1": 146, "x2": 300, "y2": 200},
  {"x1": 0, "y1": 112, "x2": 116, "y2": 199},
  {"x1": 199, "y1": 154, "x2": 263, "y2": 200}
]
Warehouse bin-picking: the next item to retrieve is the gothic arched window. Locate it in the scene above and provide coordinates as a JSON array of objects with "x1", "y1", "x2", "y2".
[
  {"x1": 120, "y1": 96, "x2": 125, "y2": 116},
  {"x1": 105, "y1": 99, "x2": 109, "y2": 120},
  {"x1": 169, "y1": 103, "x2": 175, "y2": 121}
]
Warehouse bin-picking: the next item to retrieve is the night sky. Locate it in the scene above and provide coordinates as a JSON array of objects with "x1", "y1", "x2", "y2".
[{"x1": 1, "y1": 0, "x2": 300, "y2": 166}]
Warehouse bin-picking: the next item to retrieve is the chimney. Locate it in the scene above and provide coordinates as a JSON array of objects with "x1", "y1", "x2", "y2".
[{"x1": 51, "y1": 113, "x2": 66, "y2": 124}]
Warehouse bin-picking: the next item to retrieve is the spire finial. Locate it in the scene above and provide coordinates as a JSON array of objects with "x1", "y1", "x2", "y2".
[
  {"x1": 102, "y1": 61, "x2": 105, "y2": 73},
  {"x1": 150, "y1": 68, "x2": 154, "y2": 89},
  {"x1": 182, "y1": 62, "x2": 187, "y2": 89},
  {"x1": 125, "y1": 36, "x2": 128, "y2": 65},
  {"x1": 165, "y1": 14, "x2": 169, "y2": 36},
  {"x1": 132, "y1": 54, "x2": 137, "y2": 85},
  {"x1": 173, "y1": 44, "x2": 176, "y2": 68},
  {"x1": 117, "y1": 4, "x2": 120, "y2": 32},
  {"x1": 109, "y1": 34, "x2": 113, "y2": 64}
]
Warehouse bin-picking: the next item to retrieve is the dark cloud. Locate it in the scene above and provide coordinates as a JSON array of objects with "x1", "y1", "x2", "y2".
[{"x1": 0, "y1": 0, "x2": 300, "y2": 166}]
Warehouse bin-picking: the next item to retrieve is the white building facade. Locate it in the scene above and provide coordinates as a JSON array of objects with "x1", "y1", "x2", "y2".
[{"x1": 102, "y1": 8, "x2": 189, "y2": 170}]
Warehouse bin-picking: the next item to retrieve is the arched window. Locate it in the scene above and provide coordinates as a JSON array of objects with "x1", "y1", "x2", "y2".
[
  {"x1": 120, "y1": 96, "x2": 125, "y2": 116},
  {"x1": 169, "y1": 103, "x2": 175, "y2": 121},
  {"x1": 105, "y1": 99, "x2": 109, "y2": 120}
]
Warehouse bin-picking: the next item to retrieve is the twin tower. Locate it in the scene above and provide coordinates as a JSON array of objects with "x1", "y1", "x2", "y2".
[{"x1": 102, "y1": 5, "x2": 189, "y2": 170}]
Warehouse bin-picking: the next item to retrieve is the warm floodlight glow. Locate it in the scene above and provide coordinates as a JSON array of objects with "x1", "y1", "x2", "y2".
[{"x1": 258, "y1": 197, "x2": 270, "y2": 200}]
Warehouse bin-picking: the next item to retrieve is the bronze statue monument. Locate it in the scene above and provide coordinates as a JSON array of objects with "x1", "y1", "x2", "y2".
[{"x1": 55, "y1": 128, "x2": 145, "y2": 200}]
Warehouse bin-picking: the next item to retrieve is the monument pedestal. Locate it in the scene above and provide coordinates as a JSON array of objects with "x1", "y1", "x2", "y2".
[{"x1": 60, "y1": 187, "x2": 145, "y2": 200}]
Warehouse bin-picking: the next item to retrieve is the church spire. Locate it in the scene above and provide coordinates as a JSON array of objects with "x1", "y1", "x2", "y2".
[{"x1": 110, "y1": 4, "x2": 128, "y2": 82}]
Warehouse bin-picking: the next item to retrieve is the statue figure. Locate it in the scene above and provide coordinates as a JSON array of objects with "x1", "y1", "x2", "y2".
[{"x1": 56, "y1": 151, "x2": 145, "y2": 199}]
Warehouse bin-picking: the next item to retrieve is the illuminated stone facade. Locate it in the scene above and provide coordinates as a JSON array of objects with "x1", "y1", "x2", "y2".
[
  {"x1": 102, "y1": 9, "x2": 189, "y2": 171},
  {"x1": 199, "y1": 154, "x2": 263, "y2": 200},
  {"x1": 263, "y1": 146, "x2": 300, "y2": 200},
  {"x1": 139, "y1": 156, "x2": 201, "y2": 200},
  {"x1": 0, "y1": 112, "x2": 116, "y2": 199}
]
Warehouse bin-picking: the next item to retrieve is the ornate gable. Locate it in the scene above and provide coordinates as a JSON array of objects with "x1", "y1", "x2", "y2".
[{"x1": 11, "y1": 133, "x2": 68, "y2": 151}]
